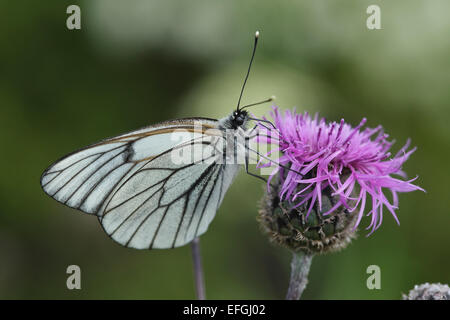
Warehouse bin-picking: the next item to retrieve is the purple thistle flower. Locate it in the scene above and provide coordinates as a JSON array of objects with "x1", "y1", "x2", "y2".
[{"x1": 257, "y1": 106, "x2": 424, "y2": 234}]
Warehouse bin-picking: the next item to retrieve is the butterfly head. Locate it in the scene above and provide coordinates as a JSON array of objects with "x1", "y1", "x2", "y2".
[
  {"x1": 230, "y1": 109, "x2": 249, "y2": 129},
  {"x1": 219, "y1": 109, "x2": 249, "y2": 130}
]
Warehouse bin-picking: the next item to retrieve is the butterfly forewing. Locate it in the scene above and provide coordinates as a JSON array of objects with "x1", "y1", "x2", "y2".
[{"x1": 40, "y1": 118, "x2": 239, "y2": 249}]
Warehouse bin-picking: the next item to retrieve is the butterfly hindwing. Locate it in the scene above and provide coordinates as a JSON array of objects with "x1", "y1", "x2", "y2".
[
  {"x1": 40, "y1": 118, "x2": 240, "y2": 249},
  {"x1": 99, "y1": 133, "x2": 239, "y2": 249}
]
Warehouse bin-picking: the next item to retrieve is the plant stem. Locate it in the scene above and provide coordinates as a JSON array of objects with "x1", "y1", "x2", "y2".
[
  {"x1": 286, "y1": 252, "x2": 313, "y2": 300},
  {"x1": 191, "y1": 237, "x2": 206, "y2": 300}
]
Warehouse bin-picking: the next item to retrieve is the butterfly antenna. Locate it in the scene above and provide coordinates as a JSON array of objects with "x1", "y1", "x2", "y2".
[
  {"x1": 236, "y1": 30, "x2": 260, "y2": 111},
  {"x1": 240, "y1": 95, "x2": 276, "y2": 110}
]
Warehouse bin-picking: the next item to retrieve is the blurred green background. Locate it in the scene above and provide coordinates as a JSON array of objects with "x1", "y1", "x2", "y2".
[{"x1": 0, "y1": 0, "x2": 448, "y2": 299}]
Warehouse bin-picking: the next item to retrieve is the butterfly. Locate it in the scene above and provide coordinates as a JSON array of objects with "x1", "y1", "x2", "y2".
[{"x1": 40, "y1": 31, "x2": 277, "y2": 250}]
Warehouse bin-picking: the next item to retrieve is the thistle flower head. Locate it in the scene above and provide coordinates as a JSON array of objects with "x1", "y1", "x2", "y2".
[
  {"x1": 403, "y1": 283, "x2": 450, "y2": 300},
  {"x1": 258, "y1": 107, "x2": 424, "y2": 235}
]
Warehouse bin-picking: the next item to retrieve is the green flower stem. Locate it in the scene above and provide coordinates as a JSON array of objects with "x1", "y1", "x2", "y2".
[
  {"x1": 286, "y1": 252, "x2": 313, "y2": 300},
  {"x1": 191, "y1": 237, "x2": 206, "y2": 300}
]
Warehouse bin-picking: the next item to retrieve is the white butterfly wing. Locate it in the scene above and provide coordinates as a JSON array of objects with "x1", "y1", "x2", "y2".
[
  {"x1": 41, "y1": 118, "x2": 240, "y2": 249},
  {"x1": 100, "y1": 140, "x2": 240, "y2": 249}
]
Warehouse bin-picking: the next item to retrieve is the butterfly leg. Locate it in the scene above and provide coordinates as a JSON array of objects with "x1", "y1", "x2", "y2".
[
  {"x1": 244, "y1": 135, "x2": 268, "y2": 183},
  {"x1": 248, "y1": 117, "x2": 277, "y2": 130}
]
